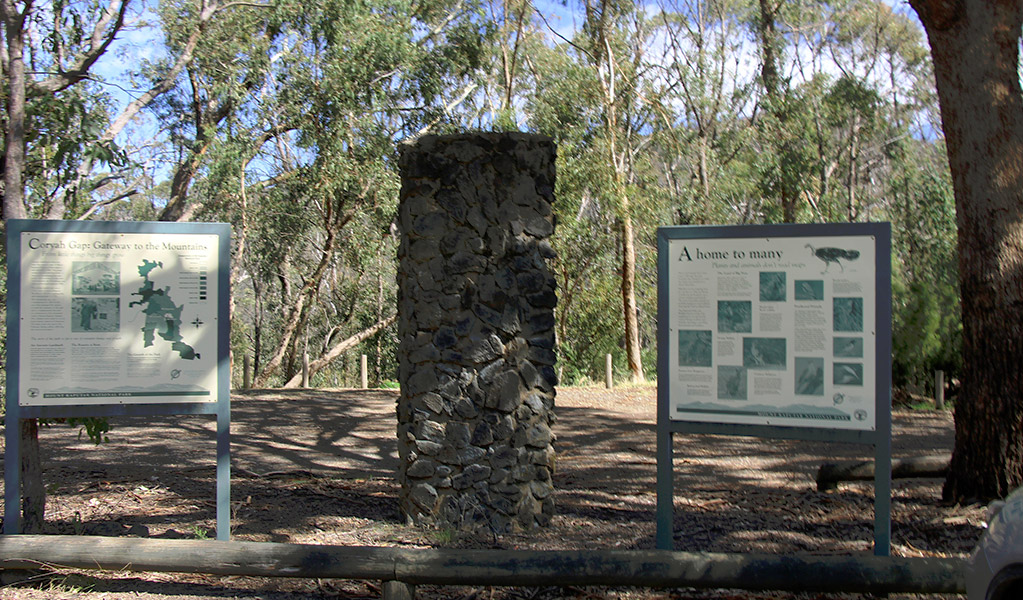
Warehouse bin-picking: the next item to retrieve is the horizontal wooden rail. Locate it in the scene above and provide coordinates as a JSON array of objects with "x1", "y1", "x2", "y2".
[
  {"x1": 0, "y1": 535, "x2": 966, "y2": 595},
  {"x1": 817, "y1": 455, "x2": 950, "y2": 491}
]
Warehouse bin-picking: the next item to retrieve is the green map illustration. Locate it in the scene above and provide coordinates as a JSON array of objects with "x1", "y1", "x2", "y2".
[{"x1": 128, "y1": 259, "x2": 200, "y2": 360}]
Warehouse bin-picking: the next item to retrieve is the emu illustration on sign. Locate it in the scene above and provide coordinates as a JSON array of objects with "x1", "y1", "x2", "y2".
[{"x1": 806, "y1": 244, "x2": 860, "y2": 273}]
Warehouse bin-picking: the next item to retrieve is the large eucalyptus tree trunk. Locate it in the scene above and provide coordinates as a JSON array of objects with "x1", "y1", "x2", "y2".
[
  {"x1": 910, "y1": 0, "x2": 1023, "y2": 501},
  {"x1": 2, "y1": 0, "x2": 28, "y2": 221}
]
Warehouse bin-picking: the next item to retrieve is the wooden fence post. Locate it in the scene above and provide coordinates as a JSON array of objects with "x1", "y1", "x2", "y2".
[
  {"x1": 302, "y1": 353, "x2": 309, "y2": 388},
  {"x1": 243, "y1": 355, "x2": 251, "y2": 390},
  {"x1": 382, "y1": 581, "x2": 415, "y2": 600},
  {"x1": 935, "y1": 370, "x2": 945, "y2": 410},
  {"x1": 361, "y1": 354, "x2": 369, "y2": 389},
  {"x1": 606, "y1": 354, "x2": 613, "y2": 390}
]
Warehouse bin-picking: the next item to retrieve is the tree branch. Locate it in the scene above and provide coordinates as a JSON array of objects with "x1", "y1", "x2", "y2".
[
  {"x1": 30, "y1": 0, "x2": 129, "y2": 96},
  {"x1": 282, "y1": 315, "x2": 397, "y2": 388},
  {"x1": 76, "y1": 188, "x2": 139, "y2": 220}
]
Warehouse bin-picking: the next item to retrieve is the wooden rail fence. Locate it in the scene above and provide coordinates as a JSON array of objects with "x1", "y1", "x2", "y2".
[{"x1": 0, "y1": 535, "x2": 966, "y2": 598}]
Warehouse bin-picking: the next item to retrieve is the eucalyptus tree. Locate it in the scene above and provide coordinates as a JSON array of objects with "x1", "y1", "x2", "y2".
[
  {"x1": 150, "y1": 0, "x2": 278, "y2": 223},
  {"x1": 1, "y1": 0, "x2": 260, "y2": 222},
  {"x1": 522, "y1": 41, "x2": 616, "y2": 382},
  {"x1": 648, "y1": 0, "x2": 758, "y2": 225},
  {"x1": 468, "y1": 1, "x2": 624, "y2": 382},
  {"x1": 813, "y1": 0, "x2": 932, "y2": 223},
  {"x1": 0, "y1": 0, "x2": 280, "y2": 530},
  {"x1": 59, "y1": 0, "x2": 253, "y2": 220},
  {"x1": 0, "y1": 0, "x2": 137, "y2": 532},
  {"x1": 238, "y1": 0, "x2": 491, "y2": 386},
  {"x1": 474, "y1": 0, "x2": 544, "y2": 129},
  {"x1": 0, "y1": 0, "x2": 131, "y2": 220},
  {"x1": 750, "y1": 0, "x2": 791, "y2": 221},
  {"x1": 910, "y1": 0, "x2": 1023, "y2": 501},
  {"x1": 517, "y1": 0, "x2": 656, "y2": 383},
  {"x1": 576, "y1": 0, "x2": 657, "y2": 382}
]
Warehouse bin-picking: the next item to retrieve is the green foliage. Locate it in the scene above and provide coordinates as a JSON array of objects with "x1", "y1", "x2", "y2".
[
  {"x1": 893, "y1": 277, "x2": 940, "y2": 386},
  {"x1": 556, "y1": 264, "x2": 624, "y2": 384},
  {"x1": 890, "y1": 144, "x2": 961, "y2": 391},
  {"x1": 66, "y1": 417, "x2": 111, "y2": 445},
  {"x1": 755, "y1": 91, "x2": 817, "y2": 220}
]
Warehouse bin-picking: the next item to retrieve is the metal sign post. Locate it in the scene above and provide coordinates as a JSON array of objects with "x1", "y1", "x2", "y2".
[
  {"x1": 656, "y1": 222, "x2": 892, "y2": 555},
  {"x1": 4, "y1": 219, "x2": 232, "y2": 540}
]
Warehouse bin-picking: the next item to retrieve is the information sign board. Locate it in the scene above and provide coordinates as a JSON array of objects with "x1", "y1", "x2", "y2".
[
  {"x1": 666, "y1": 231, "x2": 879, "y2": 430},
  {"x1": 655, "y1": 222, "x2": 892, "y2": 555},
  {"x1": 16, "y1": 229, "x2": 221, "y2": 405},
  {"x1": 5, "y1": 219, "x2": 231, "y2": 539}
]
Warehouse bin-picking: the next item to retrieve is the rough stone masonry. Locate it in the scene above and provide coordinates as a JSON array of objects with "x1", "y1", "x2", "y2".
[{"x1": 396, "y1": 132, "x2": 557, "y2": 532}]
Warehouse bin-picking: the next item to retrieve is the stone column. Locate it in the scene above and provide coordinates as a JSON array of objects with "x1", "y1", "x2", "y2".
[{"x1": 396, "y1": 132, "x2": 557, "y2": 532}]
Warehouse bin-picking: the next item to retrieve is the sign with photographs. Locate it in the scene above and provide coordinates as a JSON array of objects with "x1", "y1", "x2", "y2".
[
  {"x1": 5, "y1": 219, "x2": 232, "y2": 539},
  {"x1": 661, "y1": 224, "x2": 890, "y2": 432},
  {"x1": 9, "y1": 222, "x2": 227, "y2": 406}
]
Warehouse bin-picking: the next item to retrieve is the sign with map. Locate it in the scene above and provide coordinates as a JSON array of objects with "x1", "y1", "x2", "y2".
[
  {"x1": 660, "y1": 223, "x2": 891, "y2": 432},
  {"x1": 14, "y1": 225, "x2": 225, "y2": 406}
]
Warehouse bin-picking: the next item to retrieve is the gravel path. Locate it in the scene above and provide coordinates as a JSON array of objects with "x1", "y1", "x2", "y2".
[{"x1": 0, "y1": 386, "x2": 982, "y2": 599}]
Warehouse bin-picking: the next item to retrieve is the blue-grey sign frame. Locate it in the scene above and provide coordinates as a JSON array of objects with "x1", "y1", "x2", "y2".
[
  {"x1": 656, "y1": 222, "x2": 892, "y2": 555},
  {"x1": 4, "y1": 219, "x2": 231, "y2": 540}
]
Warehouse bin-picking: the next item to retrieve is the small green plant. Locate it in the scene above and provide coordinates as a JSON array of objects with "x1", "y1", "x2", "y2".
[
  {"x1": 429, "y1": 527, "x2": 457, "y2": 545},
  {"x1": 379, "y1": 380, "x2": 400, "y2": 389},
  {"x1": 67, "y1": 416, "x2": 110, "y2": 444},
  {"x1": 71, "y1": 511, "x2": 85, "y2": 536},
  {"x1": 192, "y1": 525, "x2": 210, "y2": 540}
]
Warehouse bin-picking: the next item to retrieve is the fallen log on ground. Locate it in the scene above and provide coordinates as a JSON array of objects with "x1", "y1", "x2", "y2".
[{"x1": 817, "y1": 455, "x2": 950, "y2": 491}]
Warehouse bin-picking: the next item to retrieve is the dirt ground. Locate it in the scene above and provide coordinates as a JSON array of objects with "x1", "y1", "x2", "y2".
[{"x1": 0, "y1": 386, "x2": 986, "y2": 599}]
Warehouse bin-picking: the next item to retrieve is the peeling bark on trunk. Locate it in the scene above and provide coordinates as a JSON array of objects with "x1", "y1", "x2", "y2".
[
  {"x1": 2, "y1": 0, "x2": 28, "y2": 221},
  {"x1": 621, "y1": 211, "x2": 644, "y2": 383}
]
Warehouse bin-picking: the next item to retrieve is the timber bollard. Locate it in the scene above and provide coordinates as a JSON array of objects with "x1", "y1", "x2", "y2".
[
  {"x1": 361, "y1": 354, "x2": 369, "y2": 388},
  {"x1": 302, "y1": 352, "x2": 309, "y2": 387},
  {"x1": 243, "y1": 355, "x2": 251, "y2": 389},
  {"x1": 382, "y1": 581, "x2": 415, "y2": 600},
  {"x1": 935, "y1": 370, "x2": 945, "y2": 410},
  {"x1": 606, "y1": 353, "x2": 613, "y2": 389}
]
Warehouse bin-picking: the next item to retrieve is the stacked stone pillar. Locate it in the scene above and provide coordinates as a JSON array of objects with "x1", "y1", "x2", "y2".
[{"x1": 396, "y1": 133, "x2": 557, "y2": 532}]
